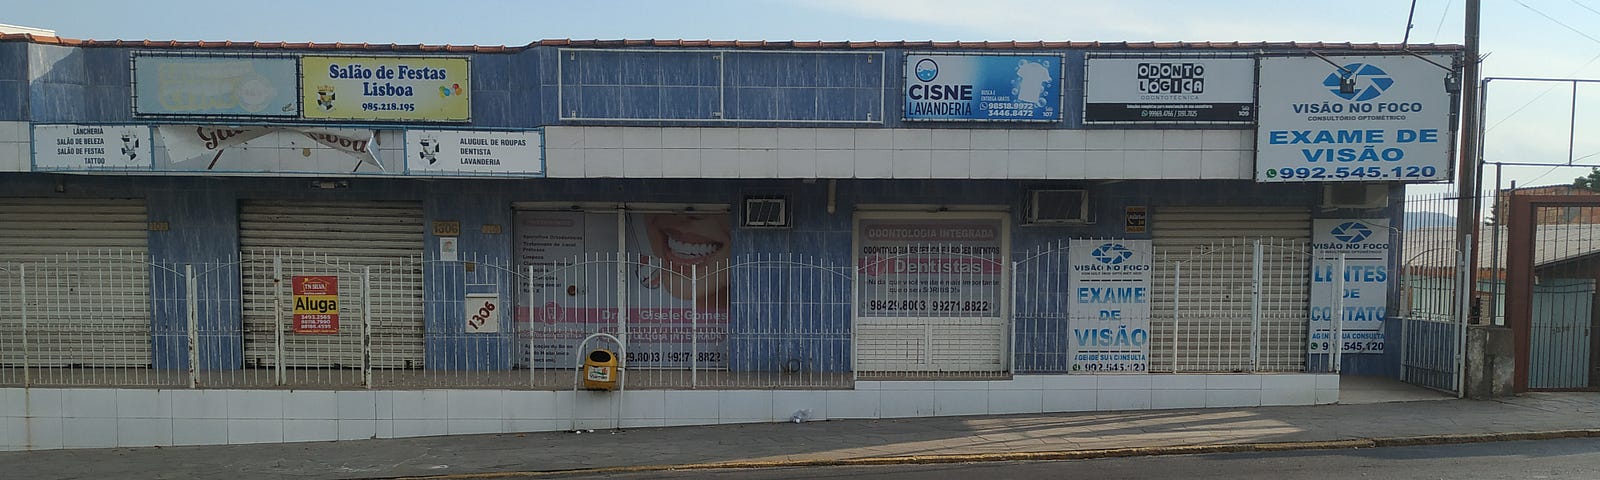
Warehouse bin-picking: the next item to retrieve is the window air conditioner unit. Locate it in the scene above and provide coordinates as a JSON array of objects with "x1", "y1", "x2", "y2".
[
  {"x1": 743, "y1": 196, "x2": 789, "y2": 228},
  {"x1": 1026, "y1": 189, "x2": 1089, "y2": 224},
  {"x1": 1322, "y1": 184, "x2": 1389, "y2": 209}
]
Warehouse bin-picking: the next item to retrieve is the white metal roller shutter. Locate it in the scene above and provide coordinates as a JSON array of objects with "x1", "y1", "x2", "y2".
[
  {"x1": 239, "y1": 200, "x2": 424, "y2": 369},
  {"x1": 1150, "y1": 206, "x2": 1311, "y2": 372},
  {"x1": 0, "y1": 198, "x2": 152, "y2": 367},
  {"x1": 853, "y1": 214, "x2": 1010, "y2": 375}
]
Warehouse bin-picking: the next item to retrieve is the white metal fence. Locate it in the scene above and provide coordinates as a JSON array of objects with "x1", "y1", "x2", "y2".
[
  {"x1": 1156, "y1": 238, "x2": 1314, "y2": 373},
  {"x1": 1014, "y1": 238, "x2": 1320, "y2": 375},
  {"x1": 523, "y1": 252, "x2": 853, "y2": 389},
  {"x1": 0, "y1": 238, "x2": 1372, "y2": 390},
  {"x1": 0, "y1": 250, "x2": 187, "y2": 387}
]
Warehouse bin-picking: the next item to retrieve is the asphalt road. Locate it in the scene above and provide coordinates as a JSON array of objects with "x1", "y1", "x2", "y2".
[{"x1": 543, "y1": 437, "x2": 1600, "y2": 480}]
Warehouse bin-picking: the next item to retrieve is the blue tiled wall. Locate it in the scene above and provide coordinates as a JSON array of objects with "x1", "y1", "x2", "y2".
[
  {"x1": 0, "y1": 43, "x2": 28, "y2": 120},
  {"x1": 4, "y1": 42, "x2": 1288, "y2": 130}
]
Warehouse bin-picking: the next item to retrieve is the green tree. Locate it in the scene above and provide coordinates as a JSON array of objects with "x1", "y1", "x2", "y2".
[{"x1": 1575, "y1": 167, "x2": 1600, "y2": 191}]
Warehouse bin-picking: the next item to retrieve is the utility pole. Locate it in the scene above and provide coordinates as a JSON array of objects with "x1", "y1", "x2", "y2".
[{"x1": 1456, "y1": 0, "x2": 1481, "y2": 306}]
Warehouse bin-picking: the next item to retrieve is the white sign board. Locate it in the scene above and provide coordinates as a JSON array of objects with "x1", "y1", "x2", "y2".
[
  {"x1": 1256, "y1": 55, "x2": 1454, "y2": 182},
  {"x1": 156, "y1": 125, "x2": 387, "y2": 174},
  {"x1": 406, "y1": 130, "x2": 543, "y2": 176},
  {"x1": 465, "y1": 293, "x2": 500, "y2": 334},
  {"x1": 1084, "y1": 57, "x2": 1255, "y2": 123},
  {"x1": 1068, "y1": 240, "x2": 1153, "y2": 373},
  {"x1": 32, "y1": 125, "x2": 153, "y2": 171},
  {"x1": 1310, "y1": 219, "x2": 1390, "y2": 354},
  {"x1": 856, "y1": 219, "x2": 1006, "y2": 318},
  {"x1": 439, "y1": 237, "x2": 459, "y2": 262}
]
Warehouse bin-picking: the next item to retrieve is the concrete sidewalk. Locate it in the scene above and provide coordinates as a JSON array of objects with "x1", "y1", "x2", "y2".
[{"x1": 1, "y1": 387, "x2": 1596, "y2": 480}]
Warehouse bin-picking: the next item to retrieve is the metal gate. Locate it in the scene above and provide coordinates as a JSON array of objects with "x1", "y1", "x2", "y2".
[
  {"x1": 416, "y1": 255, "x2": 529, "y2": 389},
  {"x1": 238, "y1": 200, "x2": 426, "y2": 373},
  {"x1": 1396, "y1": 243, "x2": 1467, "y2": 395},
  {"x1": 0, "y1": 251, "x2": 185, "y2": 387},
  {"x1": 1505, "y1": 194, "x2": 1600, "y2": 392},
  {"x1": 1155, "y1": 238, "x2": 1313, "y2": 373},
  {"x1": 524, "y1": 252, "x2": 853, "y2": 389},
  {"x1": 526, "y1": 253, "x2": 703, "y2": 388},
  {"x1": 854, "y1": 246, "x2": 1008, "y2": 376}
]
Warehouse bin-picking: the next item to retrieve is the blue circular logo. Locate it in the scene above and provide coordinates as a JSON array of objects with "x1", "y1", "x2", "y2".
[
  {"x1": 1331, "y1": 221, "x2": 1373, "y2": 243},
  {"x1": 1091, "y1": 243, "x2": 1134, "y2": 265},
  {"x1": 1323, "y1": 63, "x2": 1394, "y2": 101},
  {"x1": 915, "y1": 58, "x2": 939, "y2": 82}
]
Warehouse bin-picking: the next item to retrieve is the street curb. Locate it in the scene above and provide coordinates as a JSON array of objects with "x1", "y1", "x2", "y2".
[{"x1": 388, "y1": 429, "x2": 1600, "y2": 479}]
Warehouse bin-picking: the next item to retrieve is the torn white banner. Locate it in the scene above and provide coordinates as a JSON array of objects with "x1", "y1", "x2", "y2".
[{"x1": 157, "y1": 125, "x2": 385, "y2": 173}]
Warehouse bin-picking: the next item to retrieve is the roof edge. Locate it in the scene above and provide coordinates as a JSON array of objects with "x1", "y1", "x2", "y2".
[{"x1": 0, "y1": 34, "x2": 1465, "y2": 53}]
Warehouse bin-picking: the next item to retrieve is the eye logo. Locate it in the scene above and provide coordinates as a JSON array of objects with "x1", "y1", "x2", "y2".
[
  {"x1": 1323, "y1": 63, "x2": 1393, "y2": 101},
  {"x1": 915, "y1": 58, "x2": 939, "y2": 82},
  {"x1": 1091, "y1": 243, "x2": 1134, "y2": 265},
  {"x1": 1330, "y1": 222, "x2": 1372, "y2": 243}
]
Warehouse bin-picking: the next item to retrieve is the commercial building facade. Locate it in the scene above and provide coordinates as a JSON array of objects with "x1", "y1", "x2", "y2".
[{"x1": 0, "y1": 36, "x2": 1463, "y2": 449}]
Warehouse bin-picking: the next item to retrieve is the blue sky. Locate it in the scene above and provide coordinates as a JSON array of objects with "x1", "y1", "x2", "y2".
[{"x1": 6, "y1": 0, "x2": 1600, "y2": 192}]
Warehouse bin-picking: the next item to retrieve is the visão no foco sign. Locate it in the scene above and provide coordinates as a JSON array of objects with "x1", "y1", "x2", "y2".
[{"x1": 1256, "y1": 54, "x2": 1456, "y2": 182}]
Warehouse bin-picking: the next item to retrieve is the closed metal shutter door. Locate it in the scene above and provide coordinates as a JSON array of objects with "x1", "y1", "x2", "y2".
[
  {"x1": 853, "y1": 215, "x2": 1009, "y2": 375},
  {"x1": 239, "y1": 200, "x2": 424, "y2": 369},
  {"x1": 0, "y1": 198, "x2": 151, "y2": 367},
  {"x1": 855, "y1": 318, "x2": 1008, "y2": 373},
  {"x1": 1151, "y1": 206, "x2": 1311, "y2": 372}
]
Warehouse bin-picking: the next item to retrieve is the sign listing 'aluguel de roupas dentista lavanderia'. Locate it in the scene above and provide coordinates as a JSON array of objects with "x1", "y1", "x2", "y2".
[{"x1": 405, "y1": 130, "x2": 543, "y2": 176}]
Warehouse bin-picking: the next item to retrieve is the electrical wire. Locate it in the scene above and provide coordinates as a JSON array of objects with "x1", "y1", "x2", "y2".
[
  {"x1": 1485, "y1": 50, "x2": 1600, "y2": 132},
  {"x1": 1431, "y1": 0, "x2": 1455, "y2": 43},
  {"x1": 1514, "y1": 0, "x2": 1600, "y2": 44},
  {"x1": 1572, "y1": 0, "x2": 1600, "y2": 18}
]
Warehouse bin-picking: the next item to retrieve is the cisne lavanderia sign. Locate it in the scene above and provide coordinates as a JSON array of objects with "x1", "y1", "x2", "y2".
[{"x1": 903, "y1": 54, "x2": 1062, "y2": 122}]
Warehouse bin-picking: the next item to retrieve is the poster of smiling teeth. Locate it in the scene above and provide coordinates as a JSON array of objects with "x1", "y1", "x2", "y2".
[
  {"x1": 513, "y1": 210, "x2": 731, "y2": 369},
  {"x1": 1309, "y1": 219, "x2": 1390, "y2": 355},
  {"x1": 1067, "y1": 240, "x2": 1153, "y2": 374}
]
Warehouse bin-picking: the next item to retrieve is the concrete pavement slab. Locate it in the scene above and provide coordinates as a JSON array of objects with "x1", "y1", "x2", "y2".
[{"x1": 0, "y1": 393, "x2": 1596, "y2": 480}]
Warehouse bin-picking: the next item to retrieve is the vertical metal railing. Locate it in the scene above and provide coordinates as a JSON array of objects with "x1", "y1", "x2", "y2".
[{"x1": 1155, "y1": 238, "x2": 1312, "y2": 373}]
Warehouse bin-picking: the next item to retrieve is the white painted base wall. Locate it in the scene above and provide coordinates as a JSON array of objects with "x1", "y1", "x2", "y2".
[{"x1": 0, "y1": 374, "x2": 1337, "y2": 451}]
